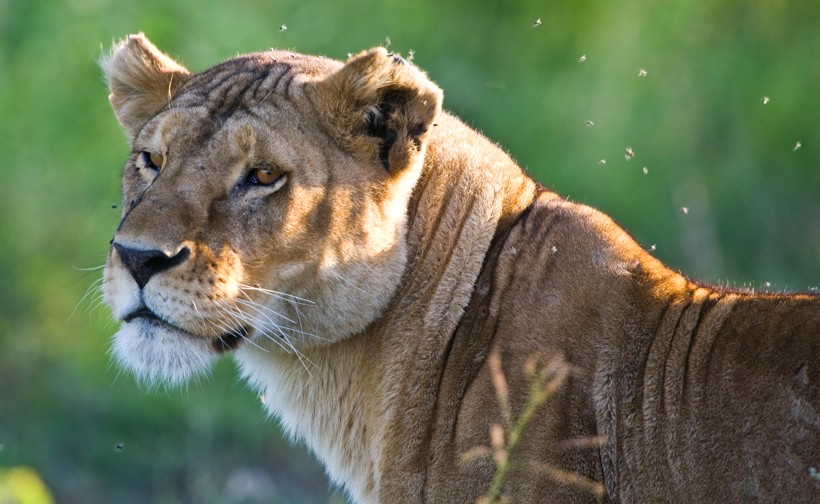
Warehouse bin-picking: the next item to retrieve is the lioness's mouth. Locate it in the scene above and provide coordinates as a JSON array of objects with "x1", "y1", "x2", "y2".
[
  {"x1": 122, "y1": 306, "x2": 163, "y2": 324},
  {"x1": 122, "y1": 306, "x2": 249, "y2": 354}
]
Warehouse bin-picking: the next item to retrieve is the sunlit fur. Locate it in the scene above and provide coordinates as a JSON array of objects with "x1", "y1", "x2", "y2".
[{"x1": 103, "y1": 34, "x2": 820, "y2": 503}]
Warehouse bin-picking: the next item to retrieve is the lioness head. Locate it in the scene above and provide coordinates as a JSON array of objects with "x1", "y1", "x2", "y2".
[{"x1": 101, "y1": 34, "x2": 442, "y2": 384}]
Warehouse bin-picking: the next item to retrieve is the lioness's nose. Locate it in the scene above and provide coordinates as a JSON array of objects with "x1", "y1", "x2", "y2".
[{"x1": 113, "y1": 243, "x2": 190, "y2": 289}]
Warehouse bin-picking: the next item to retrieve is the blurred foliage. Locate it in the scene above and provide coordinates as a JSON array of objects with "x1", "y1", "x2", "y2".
[
  {"x1": 0, "y1": 466, "x2": 54, "y2": 504},
  {"x1": 0, "y1": 0, "x2": 817, "y2": 502}
]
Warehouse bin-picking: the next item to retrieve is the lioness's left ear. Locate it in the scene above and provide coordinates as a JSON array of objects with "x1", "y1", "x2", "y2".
[
  {"x1": 101, "y1": 33, "x2": 192, "y2": 142},
  {"x1": 313, "y1": 48, "x2": 443, "y2": 172}
]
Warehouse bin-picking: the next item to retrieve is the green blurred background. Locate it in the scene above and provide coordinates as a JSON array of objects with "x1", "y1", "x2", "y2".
[{"x1": 0, "y1": 0, "x2": 817, "y2": 502}]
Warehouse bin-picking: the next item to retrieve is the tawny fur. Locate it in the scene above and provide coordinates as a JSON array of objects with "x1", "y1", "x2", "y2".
[{"x1": 102, "y1": 34, "x2": 820, "y2": 503}]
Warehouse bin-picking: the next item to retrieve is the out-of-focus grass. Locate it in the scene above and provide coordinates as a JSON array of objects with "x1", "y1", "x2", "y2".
[
  {"x1": 462, "y1": 350, "x2": 603, "y2": 503},
  {"x1": 0, "y1": 466, "x2": 54, "y2": 504},
  {"x1": 0, "y1": 0, "x2": 817, "y2": 502}
]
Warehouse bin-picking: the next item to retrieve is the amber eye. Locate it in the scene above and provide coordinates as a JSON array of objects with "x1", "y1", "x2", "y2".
[
  {"x1": 249, "y1": 166, "x2": 286, "y2": 188},
  {"x1": 150, "y1": 152, "x2": 164, "y2": 168},
  {"x1": 140, "y1": 151, "x2": 164, "y2": 170}
]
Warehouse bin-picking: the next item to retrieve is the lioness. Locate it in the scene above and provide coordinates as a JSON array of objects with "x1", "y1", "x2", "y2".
[{"x1": 101, "y1": 34, "x2": 819, "y2": 503}]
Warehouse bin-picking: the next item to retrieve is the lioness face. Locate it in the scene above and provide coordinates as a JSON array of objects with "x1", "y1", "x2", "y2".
[{"x1": 102, "y1": 35, "x2": 441, "y2": 384}]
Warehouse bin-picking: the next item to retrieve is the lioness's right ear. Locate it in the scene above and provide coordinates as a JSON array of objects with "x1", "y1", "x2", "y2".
[
  {"x1": 101, "y1": 34, "x2": 191, "y2": 142},
  {"x1": 312, "y1": 48, "x2": 443, "y2": 173}
]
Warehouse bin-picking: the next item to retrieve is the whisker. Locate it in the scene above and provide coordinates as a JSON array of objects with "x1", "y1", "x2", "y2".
[
  {"x1": 325, "y1": 269, "x2": 368, "y2": 296},
  {"x1": 189, "y1": 299, "x2": 214, "y2": 336},
  {"x1": 71, "y1": 260, "x2": 109, "y2": 284},
  {"x1": 220, "y1": 284, "x2": 324, "y2": 341},
  {"x1": 262, "y1": 324, "x2": 318, "y2": 376},
  {"x1": 234, "y1": 302, "x2": 298, "y2": 345},
  {"x1": 72, "y1": 264, "x2": 107, "y2": 272},
  {"x1": 87, "y1": 290, "x2": 109, "y2": 317},
  {"x1": 216, "y1": 300, "x2": 279, "y2": 353},
  {"x1": 236, "y1": 298, "x2": 328, "y2": 342},
  {"x1": 238, "y1": 283, "x2": 315, "y2": 305},
  {"x1": 236, "y1": 288, "x2": 256, "y2": 304},
  {"x1": 191, "y1": 299, "x2": 204, "y2": 319},
  {"x1": 220, "y1": 320, "x2": 267, "y2": 354},
  {"x1": 249, "y1": 81, "x2": 277, "y2": 117},
  {"x1": 294, "y1": 303, "x2": 305, "y2": 334},
  {"x1": 210, "y1": 310, "x2": 248, "y2": 342},
  {"x1": 235, "y1": 298, "x2": 297, "y2": 325},
  {"x1": 68, "y1": 276, "x2": 105, "y2": 322},
  {"x1": 229, "y1": 302, "x2": 318, "y2": 373},
  {"x1": 291, "y1": 347, "x2": 316, "y2": 377}
]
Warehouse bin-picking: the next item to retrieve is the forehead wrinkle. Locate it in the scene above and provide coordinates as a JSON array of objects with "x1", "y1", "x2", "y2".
[
  {"x1": 248, "y1": 64, "x2": 293, "y2": 114},
  {"x1": 157, "y1": 56, "x2": 319, "y2": 149},
  {"x1": 149, "y1": 51, "x2": 335, "y2": 141},
  {"x1": 174, "y1": 59, "x2": 294, "y2": 119}
]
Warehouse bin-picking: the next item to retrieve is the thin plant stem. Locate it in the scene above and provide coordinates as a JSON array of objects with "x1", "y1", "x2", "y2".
[{"x1": 484, "y1": 359, "x2": 569, "y2": 504}]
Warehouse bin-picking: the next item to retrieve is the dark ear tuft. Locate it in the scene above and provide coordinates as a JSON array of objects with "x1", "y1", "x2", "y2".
[
  {"x1": 313, "y1": 48, "x2": 442, "y2": 173},
  {"x1": 377, "y1": 129, "x2": 398, "y2": 170}
]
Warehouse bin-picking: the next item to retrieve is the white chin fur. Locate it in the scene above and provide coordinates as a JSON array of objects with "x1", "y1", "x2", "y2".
[{"x1": 112, "y1": 320, "x2": 216, "y2": 386}]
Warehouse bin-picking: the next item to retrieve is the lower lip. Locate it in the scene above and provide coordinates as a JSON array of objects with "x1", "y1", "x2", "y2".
[
  {"x1": 124, "y1": 313, "x2": 248, "y2": 353},
  {"x1": 128, "y1": 312, "x2": 190, "y2": 335}
]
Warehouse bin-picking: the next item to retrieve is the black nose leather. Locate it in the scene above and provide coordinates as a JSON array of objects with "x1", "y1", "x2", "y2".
[{"x1": 113, "y1": 243, "x2": 190, "y2": 288}]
